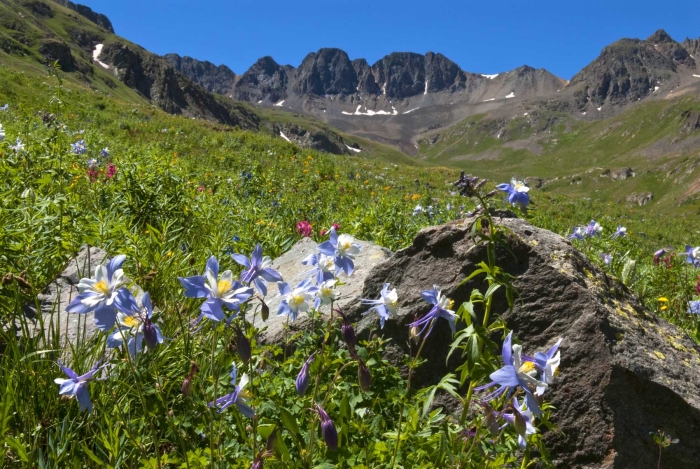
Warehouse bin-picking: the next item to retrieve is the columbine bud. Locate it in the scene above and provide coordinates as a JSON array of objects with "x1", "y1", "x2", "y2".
[
  {"x1": 357, "y1": 358, "x2": 371, "y2": 392},
  {"x1": 337, "y1": 310, "x2": 357, "y2": 354},
  {"x1": 316, "y1": 404, "x2": 338, "y2": 451},
  {"x1": 261, "y1": 300, "x2": 270, "y2": 321},
  {"x1": 143, "y1": 318, "x2": 158, "y2": 350},
  {"x1": 181, "y1": 362, "x2": 198, "y2": 398},
  {"x1": 235, "y1": 326, "x2": 251, "y2": 364},
  {"x1": 296, "y1": 353, "x2": 315, "y2": 396},
  {"x1": 251, "y1": 456, "x2": 264, "y2": 469}
]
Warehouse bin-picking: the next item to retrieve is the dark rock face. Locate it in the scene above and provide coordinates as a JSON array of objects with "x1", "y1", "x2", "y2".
[
  {"x1": 99, "y1": 42, "x2": 259, "y2": 129},
  {"x1": 682, "y1": 37, "x2": 700, "y2": 58},
  {"x1": 39, "y1": 39, "x2": 76, "y2": 71},
  {"x1": 293, "y1": 48, "x2": 357, "y2": 95},
  {"x1": 372, "y1": 52, "x2": 427, "y2": 98},
  {"x1": 352, "y1": 59, "x2": 380, "y2": 94},
  {"x1": 424, "y1": 52, "x2": 467, "y2": 92},
  {"x1": 271, "y1": 123, "x2": 349, "y2": 154},
  {"x1": 164, "y1": 54, "x2": 237, "y2": 95},
  {"x1": 349, "y1": 214, "x2": 700, "y2": 468},
  {"x1": 55, "y1": 1, "x2": 114, "y2": 33},
  {"x1": 233, "y1": 56, "x2": 290, "y2": 103},
  {"x1": 569, "y1": 30, "x2": 693, "y2": 106},
  {"x1": 23, "y1": 1, "x2": 54, "y2": 17}
]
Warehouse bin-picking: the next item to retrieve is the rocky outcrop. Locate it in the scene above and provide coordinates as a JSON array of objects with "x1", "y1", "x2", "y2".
[
  {"x1": 98, "y1": 42, "x2": 259, "y2": 129},
  {"x1": 569, "y1": 30, "x2": 693, "y2": 106},
  {"x1": 257, "y1": 214, "x2": 700, "y2": 468},
  {"x1": 626, "y1": 192, "x2": 654, "y2": 206},
  {"x1": 38, "y1": 38, "x2": 76, "y2": 71},
  {"x1": 271, "y1": 123, "x2": 350, "y2": 155},
  {"x1": 249, "y1": 237, "x2": 393, "y2": 342},
  {"x1": 55, "y1": 0, "x2": 114, "y2": 33},
  {"x1": 347, "y1": 213, "x2": 700, "y2": 468},
  {"x1": 23, "y1": 246, "x2": 143, "y2": 349},
  {"x1": 682, "y1": 37, "x2": 700, "y2": 58},
  {"x1": 292, "y1": 48, "x2": 357, "y2": 96},
  {"x1": 164, "y1": 54, "x2": 237, "y2": 95},
  {"x1": 351, "y1": 59, "x2": 380, "y2": 94},
  {"x1": 233, "y1": 56, "x2": 291, "y2": 103},
  {"x1": 609, "y1": 167, "x2": 635, "y2": 180}
]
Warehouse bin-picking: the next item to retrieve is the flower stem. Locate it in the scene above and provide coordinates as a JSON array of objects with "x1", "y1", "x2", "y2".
[{"x1": 390, "y1": 318, "x2": 434, "y2": 468}]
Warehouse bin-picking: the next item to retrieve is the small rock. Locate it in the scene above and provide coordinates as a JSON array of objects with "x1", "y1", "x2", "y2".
[
  {"x1": 626, "y1": 192, "x2": 654, "y2": 206},
  {"x1": 611, "y1": 167, "x2": 635, "y2": 181}
]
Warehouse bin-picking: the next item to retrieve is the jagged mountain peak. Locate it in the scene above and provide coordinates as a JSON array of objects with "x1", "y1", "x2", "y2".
[
  {"x1": 646, "y1": 29, "x2": 674, "y2": 44},
  {"x1": 164, "y1": 54, "x2": 237, "y2": 95}
]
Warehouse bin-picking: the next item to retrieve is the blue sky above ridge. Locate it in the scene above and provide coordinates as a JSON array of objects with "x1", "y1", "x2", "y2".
[{"x1": 81, "y1": 0, "x2": 700, "y2": 80}]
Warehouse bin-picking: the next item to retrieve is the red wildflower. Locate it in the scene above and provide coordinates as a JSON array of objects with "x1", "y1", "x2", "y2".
[{"x1": 296, "y1": 220, "x2": 312, "y2": 237}]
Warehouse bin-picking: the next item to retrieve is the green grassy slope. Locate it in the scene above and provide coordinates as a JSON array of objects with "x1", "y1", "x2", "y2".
[{"x1": 417, "y1": 96, "x2": 700, "y2": 216}]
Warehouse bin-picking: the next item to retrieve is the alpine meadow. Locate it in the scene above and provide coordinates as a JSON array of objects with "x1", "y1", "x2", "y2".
[{"x1": 2, "y1": 1, "x2": 700, "y2": 468}]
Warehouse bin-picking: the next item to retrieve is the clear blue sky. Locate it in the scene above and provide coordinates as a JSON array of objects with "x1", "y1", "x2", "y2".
[{"x1": 80, "y1": 0, "x2": 700, "y2": 79}]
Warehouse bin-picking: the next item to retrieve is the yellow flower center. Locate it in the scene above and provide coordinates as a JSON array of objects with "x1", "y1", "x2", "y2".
[
  {"x1": 519, "y1": 361, "x2": 537, "y2": 374},
  {"x1": 94, "y1": 280, "x2": 110, "y2": 295},
  {"x1": 290, "y1": 294, "x2": 305, "y2": 308},
  {"x1": 122, "y1": 316, "x2": 139, "y2": 328},
  {"x1": 340, "y1": 241, "x2": 352, "y2": 252},
  {"x1": 217, "y1": 280, "x2": 231, "y2": 296}
]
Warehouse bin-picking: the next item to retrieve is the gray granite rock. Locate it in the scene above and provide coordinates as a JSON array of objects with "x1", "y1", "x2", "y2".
[
  {"x1": 351, "y1": 211, "x2": 700, "y2": 469},
  {"x1": 23, "y1": 245, "x2": 144, "y2": 352},
  {"x1": 250, "y1": 237, "x2": 392, "y2": 343}
]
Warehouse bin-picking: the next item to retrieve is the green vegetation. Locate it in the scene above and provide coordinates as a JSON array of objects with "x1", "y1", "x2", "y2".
[{"x1": 1, "y1": 20, "x2": 700, "y2": 467}]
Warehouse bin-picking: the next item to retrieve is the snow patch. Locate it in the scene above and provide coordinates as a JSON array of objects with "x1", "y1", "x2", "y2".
[
  {"x1": 341, "y1": 104, "x2": 398, "y2": 116},
  {"x1": 279, "y1": 132, "x2": 291, "y2": 143},
  {"x1": 523, "y1": 112, "x2": 528, "y2": 116},
  {"x1": 693, "y1": 74, "x2": 700, "y2": 78},
  {"x1": 382, "y1": 82, "x2": 387, "y2": 95},
  {"x1": 597, "y1": 107, "x2": 602, "y2": 111},
  {"x1": 581, "y1": 112, "x2": 587, "y2": 115},
  {"x1": 481, "y1": 74, "x2": 499, "y2": 79},
  {"x1": 274, "y1": 100, "x2": 285, "y2": 107},
  {"x1": 345, "y1": 145, "x2": 361, "y2": 153},
  {"x1": 654, "y1": 86, "x2": 660, "y2": 92},
  {"x1": 92, "y1": 44, "x2": 110, "y2": 69},
  {"x1": 424, "y1": 81, "x2": 428, "y2": 95},
  {"x1": 505, "y1": 92, "x2": 515, "y2": 99},
  {"x1": 483, "y1": 98, "x2": 496, "y2": 102},
  {"x1": 257, "y1": 100, "x2": 263, "y2": 104},
  {"x1": 403, "y1": 107, "x2": 420, "y2": 114}
]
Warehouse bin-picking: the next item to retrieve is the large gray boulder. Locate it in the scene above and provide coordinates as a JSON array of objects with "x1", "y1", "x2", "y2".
[
  {"x1": 24, "y1": 245, "x2": 144, "y2": 352},
  {"x1": 251, "y1": 237, "x2": 392, "y2": 343},
  {"x1": 346, "y1": 212, "x2": 700, "y2": 469}
]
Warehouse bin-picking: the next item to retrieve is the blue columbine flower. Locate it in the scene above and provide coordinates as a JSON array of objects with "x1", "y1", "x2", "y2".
[
  {"x1": 100, "y1": 147, "x2": 110, "y2": 158},
  {"x1": 501, "y1": 397, "x2": 537, "y2": 449},
  {"x1": 302, "y1": 253, "x2": 336, "y2": 284},
  {"x1": 0, "y1": 104, "x2": 8, "y2": 111},
  {"x1": 231, "y1": 244, "x2": 283, "y2": 297},
  {"x1": 611, "y1": 226, "x2": 627, "y2": 239},
  {"x1": 585, "y1": 220, "x2": 603, "y2": 237},
  {"x1": 688, "y1": 300, "x2": 700, "y2": 314},
  {"x1": 71, "y1": 140, "x2": 87, "y2": 155},
  {"x1": 54, "y1": 359, "x2": 106, "y2": 413},
  {"x1": 361, "y1": 283, "x2": 398, "y2": 329},
  {"x1": 314, "y1": 279, "x2": 339, "y2": 309},
  {"x1": 317, "y1": 227, "x2": 361, "y2": 276},
  {"x1": 108, "y1": 291, "x2": 163, "y2": 356},
  {"x1": 523, "y1": 338, "x2": 562, "y2": 396},
  {"x1": 568, "y1": 226, "x2": 586, "y2": 240},
  {"x1": 66, "y1": 254, "x2": 127, "y2": 331},
  {"x1": 475, "y1": 331, "x2": 547, "y2": 416},
  {"x1": 407, "y1": 285, "x2": 456, "y2": 338},
  {"x1": 296, "y1": 352, "x2": 316, "y2": 396},
  {"x1": 315, "y1": 404, "x2": 338, "y2": 451},
  {"x1": 10, "y1": 138, "x2": 24, "y2": 152},
  {"x1": 208, "y1": 363, "x2": 254, "y2": 417},
  {"x1": 277, "y1": 278, "x2": 317, "y2": 321},
  {"x1": 412, "y1": 204, "x2": 424, "y2": 216},
  {"x1": 685, "y1": 245, "x2": 700, "y2": 267},
  {"x1": 601, "y1": 253, "x2": 612, "y2": 265},
  {"x1": 0, "y1": 124, "x2": 5, "y2": 142},
  {"x1": 178, "y1": 256, "x2": 254, "y2": 322},
  {"x1": 496, "y1": 178, "x2": 530, "y2": 210}
]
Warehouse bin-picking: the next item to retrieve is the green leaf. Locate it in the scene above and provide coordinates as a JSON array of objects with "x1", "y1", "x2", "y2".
[{"x1": 279, "y1": 407, "x2": 300, "y2": 437}]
